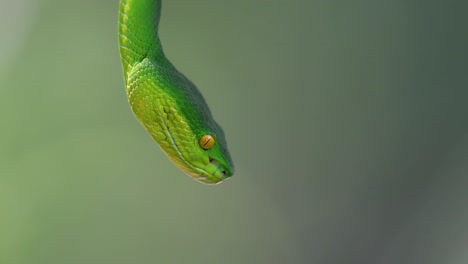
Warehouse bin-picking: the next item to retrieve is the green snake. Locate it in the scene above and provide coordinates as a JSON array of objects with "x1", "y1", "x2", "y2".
[{"x1": 118, "y1": 0, "x2": 234, "y2": 184}]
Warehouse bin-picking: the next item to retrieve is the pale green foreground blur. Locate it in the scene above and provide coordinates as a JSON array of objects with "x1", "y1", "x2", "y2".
[{"x1": 1, "y1": 0, "x2": 468, "y2": 264}]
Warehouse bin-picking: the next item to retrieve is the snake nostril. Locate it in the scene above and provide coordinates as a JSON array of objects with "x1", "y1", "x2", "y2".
[{"x1": 221, "y1": 170, "x2": 226, "y2": 176}]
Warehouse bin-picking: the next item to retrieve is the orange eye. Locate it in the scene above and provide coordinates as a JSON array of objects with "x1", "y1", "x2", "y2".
[{"x1": 199, "y1": 134, "x2": 215, "y2": 150}]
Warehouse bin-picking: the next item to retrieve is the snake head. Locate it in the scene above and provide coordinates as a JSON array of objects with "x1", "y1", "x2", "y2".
[
  {"x1": 166, "y1": 129, "x2": 234, "y2": 184},
  {"x1": 127, "y1": 59, "x2": 234, "y2": 184}
]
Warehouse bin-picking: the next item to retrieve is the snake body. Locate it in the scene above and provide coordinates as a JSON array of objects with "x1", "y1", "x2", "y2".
[{"x1": 118, "y1": 0, "x2": 233, "y2": 184}]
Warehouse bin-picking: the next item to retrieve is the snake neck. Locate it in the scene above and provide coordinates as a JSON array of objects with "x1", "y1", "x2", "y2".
[{"x1": 119, "y1": 0, "x2": 167, "y2": 81}]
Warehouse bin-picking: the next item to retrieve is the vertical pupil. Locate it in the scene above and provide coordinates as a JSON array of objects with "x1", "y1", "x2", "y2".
[{"x1": 203, "y1": 138, "x2": 211, "y2": 146}]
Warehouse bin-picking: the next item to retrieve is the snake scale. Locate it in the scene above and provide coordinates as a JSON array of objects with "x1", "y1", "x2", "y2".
[{"x1": 118, "y1": 0, "x2": 234, "y2": 184}]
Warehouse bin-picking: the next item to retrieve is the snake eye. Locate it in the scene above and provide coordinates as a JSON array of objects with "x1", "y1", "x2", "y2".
[{"x1": 199, "y1": 134, "x2": 215, "y2": 150}]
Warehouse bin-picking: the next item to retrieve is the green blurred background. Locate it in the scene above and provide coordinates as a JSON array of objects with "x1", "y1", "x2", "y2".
[{"x1": 1, "y1": 0, "x2": 467, "y2": 263}]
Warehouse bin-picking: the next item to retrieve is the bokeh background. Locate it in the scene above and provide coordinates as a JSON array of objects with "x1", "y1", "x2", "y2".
[{"x1": 1, "y1": 0, "x2": 467, "y2": 263}]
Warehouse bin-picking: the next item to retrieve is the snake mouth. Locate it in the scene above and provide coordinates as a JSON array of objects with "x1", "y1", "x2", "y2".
[{"x1": 209, "y1": 157, "x2": 227, "y2": 178}]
